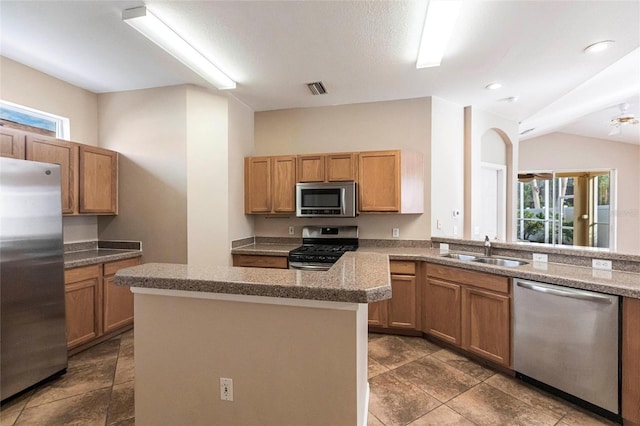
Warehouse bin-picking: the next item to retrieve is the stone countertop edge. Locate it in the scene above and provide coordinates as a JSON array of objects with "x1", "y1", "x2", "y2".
[
  {"x1": 231, "y1": 243, "x2": 301, "y2": 256},
  {"x1": 114, "y1": 252, "x2": 391, "y2": 304},
  {"x1": 64, "y1": 250, "x2": 142, "y2": 269}
]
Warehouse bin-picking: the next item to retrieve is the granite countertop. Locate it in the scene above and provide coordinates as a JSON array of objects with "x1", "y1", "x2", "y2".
[
  {"x1": 64, "y1": 249, "x2": 142, "y2": 269},
  {"x1": 115, "y1": 252, "x2": 391, "y2": 304},
  {"x1": 358, "y1": 247, "x2": 640, "y2": 299},
  {"x1": 230, "y1": 243, "x2": 640, "y2": 299}
]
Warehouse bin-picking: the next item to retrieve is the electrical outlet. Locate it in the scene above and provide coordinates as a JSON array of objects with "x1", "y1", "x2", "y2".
[
  {"x1": 220, "y1": 378, "x2": 233, "y2": 401},
  {"x1": 436, "y1": 220, "x2": 442, "y2": 230},
  {"x1": 392, "y1": 228, "x2": 400, "y2": 238},
  {"x1": 532, "y1": 253, "x2": 548, "y2": 263},
  {"x1": 592, "y1": 259, "x2": 612, "y2": 270},
  {"x1": 453, "y1": 225, "x2": 458, "y2": 236},
  {"x1": 288, "y1": 226, "x2": 295, "y2": 235}
]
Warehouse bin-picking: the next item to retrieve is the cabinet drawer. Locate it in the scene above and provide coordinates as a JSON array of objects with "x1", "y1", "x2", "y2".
[
  {"x1": 390, "y1": 260, "x2": 415, "y2": 275},
  {"x1": 65, "y1": 265, "x2": 101, "y2": 284},
  {"x1": 104, "y1": 257, "x2": 141, "y2": 276},
  {"x1": 233, "y1": 254, "x2": 288, "y2": 269},
  {"x1": 427, "y1": 263, "x2": 509, "y2": 294}
]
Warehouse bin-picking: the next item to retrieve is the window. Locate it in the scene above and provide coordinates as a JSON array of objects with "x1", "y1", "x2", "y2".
[
  {"x1": 0, "y1": 100, "x2": 69, "y2": 139},
  {"x1": 517, "y1": 170, "x2": 613, "y2": 249}
]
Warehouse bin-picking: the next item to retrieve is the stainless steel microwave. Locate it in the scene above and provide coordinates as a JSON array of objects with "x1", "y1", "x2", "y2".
[{"x1": 296, "y1": 182, "x2": 357, "y2": 218}]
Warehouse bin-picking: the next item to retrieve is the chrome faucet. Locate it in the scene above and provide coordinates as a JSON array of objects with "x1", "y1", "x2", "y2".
[{"x1": 484, "y1": 235, "x2": 491, "y2": 257}]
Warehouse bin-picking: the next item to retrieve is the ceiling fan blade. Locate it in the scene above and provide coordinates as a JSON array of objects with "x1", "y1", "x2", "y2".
[{"x1": 608, "y1": 126, "x2": 621, "y2": 136}]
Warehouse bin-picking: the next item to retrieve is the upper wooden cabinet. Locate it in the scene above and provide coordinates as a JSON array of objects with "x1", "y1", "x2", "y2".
[
  {"x1": 1, "y1": 127, "x2": 118, "y2": 216},
  {"x1": 26, "y1": 134, "x2": 79, "y2": 214},
  {"x1": 79, "y1": 145, "x2": 118, "y2": 214},
  {"x1": 358, "y1": 150, "x2": 423, "y2": 213},
  {"x1": 245, "y1": 155, "x2": 296, "y2": 214},
  {"x1": 0, "y1": 127, "x2": 26, "y2": 159},
  {"x1": 297, "y1": 152, "x2": 357, "y2": 183}
]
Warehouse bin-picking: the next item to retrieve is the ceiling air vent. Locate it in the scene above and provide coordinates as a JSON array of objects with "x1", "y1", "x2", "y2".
[{"x1": 307, "y1": 81, "x2": 327, "y2": 95}]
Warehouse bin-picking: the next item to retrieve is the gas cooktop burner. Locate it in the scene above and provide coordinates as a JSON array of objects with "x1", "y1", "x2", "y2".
[{"x1": 288, "y1": 226, "x2": 359, "y2": 270}]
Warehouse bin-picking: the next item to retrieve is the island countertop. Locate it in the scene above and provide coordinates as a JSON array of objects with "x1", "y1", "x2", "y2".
[{"x1": 114, "y1": 251, "x2": 391, "y2": 303}]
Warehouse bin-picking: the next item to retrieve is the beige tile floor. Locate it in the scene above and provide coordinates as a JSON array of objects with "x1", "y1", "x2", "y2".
[
  {"x1": 0, "y1": 331, "x2": 618, "y2": 426},
  {"x1": 0, "y1": 330, "x2": 134, "y2": 426},
  {"x1": 367, "y1": 333, "x2": 619, "y2": 426}
]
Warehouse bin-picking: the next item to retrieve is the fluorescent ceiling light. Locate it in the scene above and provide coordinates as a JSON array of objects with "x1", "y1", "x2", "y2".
[
  {"x1": 123, "y1": 6, "x2": 236, "y2": 90},
  {"x1": 416, "y1": 0, "x2": 462, "y2": 68}
]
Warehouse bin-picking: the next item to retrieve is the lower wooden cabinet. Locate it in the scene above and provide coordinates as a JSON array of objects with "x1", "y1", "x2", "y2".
[
  {"x1": 424, "y1": 277, "x2": 461, "y2": 345},
  {"x1": 425, "y1": 263, "x2": 511, "y2": 368},
  {"x1": 64, "y1": 265, "x2": 101, "y2": 349},
  {"x1": 461, "y1": 286, "x2": 510, "y2": 366},
  {"x1": 103, "y1": 257, "x2": 139, "y2": 333},
  {"x1": 64, "y1": 257, "x2": 140, "y2": 351},
  {"x1": 232, "y1": 254, "x2": 288, "y2": 269},
  {"x1": 368, "y1": 261, "x2": 419, "y2": 331},
  {"x1": 622, "y1": 297, "x2": 640, "y2": 426}
]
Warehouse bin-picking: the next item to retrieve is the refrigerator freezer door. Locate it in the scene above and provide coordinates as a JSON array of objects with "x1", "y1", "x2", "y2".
[{"x1": 1, "y1": 158, "x2": 68, "y2": 401}]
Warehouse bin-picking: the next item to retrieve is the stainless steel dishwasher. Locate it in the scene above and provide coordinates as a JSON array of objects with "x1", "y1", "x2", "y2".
[{"x1": 513, "y1": 279, "x2": 620, "y2": 419}]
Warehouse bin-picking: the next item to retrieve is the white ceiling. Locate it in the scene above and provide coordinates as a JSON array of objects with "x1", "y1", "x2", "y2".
[{"x1": 1, "y1": 1, "x2": 639, "y2": 144}]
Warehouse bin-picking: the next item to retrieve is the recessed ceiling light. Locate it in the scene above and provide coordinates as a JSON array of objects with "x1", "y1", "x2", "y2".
[
  {"x1": 584, "y1": 40, "x2": 615, "y2": 54},
  {"x1": 485, "y1": 82, "x2": 502, "y2": 90},
  {"x1": 501, "y1": 96, "x2": 519, "y2": 103}
]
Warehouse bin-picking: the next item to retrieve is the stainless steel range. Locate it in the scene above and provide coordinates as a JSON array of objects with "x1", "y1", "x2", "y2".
[{"x1": 288, "y1": 226, "x2": 358, "y2": 271}]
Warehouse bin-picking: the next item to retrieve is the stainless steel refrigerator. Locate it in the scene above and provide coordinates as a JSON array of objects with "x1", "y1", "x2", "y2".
[{"x1": 1, "y1": 157, "x2": 68, "y2": 401}]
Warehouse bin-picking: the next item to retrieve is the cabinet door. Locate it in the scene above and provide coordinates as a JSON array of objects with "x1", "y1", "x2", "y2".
[
  {"x1": 622, "y1": 297, "x2": 640, "y2": 425},
  {"x1": 358, "y1": 151, "x2": 400, "y2": 212},
  {"x1": 0, "y1": 127, "x2": 25, "y2": 159},
  {"x1": 103, "y1": 258, "x2": 140, "y2": 333},
  {"x1": 232, "y1": 254, "x2": 288, "y2": 269},
  {"x1": 26, "y1": 135, "x2": 78, "y2": 214},
  {"x1": 245, "y1": 157, "x2": 272, "y2": 213},
  {"x1": 297, "y1": 155, "x2": 325, "y2": 182},
  {"x1": 368, "y1": 300, "x2": 388, "y2": 327},
  {"x1": 388, "y1": 274, "x2": 417, "y2": 329},
  {"x1": 326, "y1": 153, "x2": 357, "y2": 182},
  {"x1": 462, "y1": 287, "x2": 511, "y2": 367},
  {"x1": 425, "y1": 278, "x2": 461, "y2": 345},
  {"x1": 272, "y1": 156, "x2": 296, "y2": 213},
  {"x1": 65, "y1": 266, "x2": 101, "y2": 349},
  {"x1": 79, "y1": 145, "x2": 118, "y2": 214}
]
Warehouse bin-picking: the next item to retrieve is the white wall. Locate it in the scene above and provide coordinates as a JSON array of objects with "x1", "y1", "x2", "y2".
[
  {"x1": 520, "y1": 132, "x2": 640, "y2": 254},
  {"x1": 186, "y1": 86, "x2": 230, "y2": 266},
  {"x1": 430, "y1": 97, "x2": 464, "y2": 239},
  {"x1": 228, "y1": 96, "x2": 255, "y2": 243},
  {"x1": 254, "y1": 98, "x2": 432, "y2": 240},
  {"x1": 0, "y1": 56, "x2": 100, "y2": 243},
  {"x1": 97, "y1": 86, "x2": 188, "y2": 263},
  {"x1": 464, "y1": 107, "x2": 519, "y2": 241}
]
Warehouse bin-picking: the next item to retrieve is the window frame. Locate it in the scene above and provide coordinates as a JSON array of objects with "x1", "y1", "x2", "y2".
[{"x1": 0, "y1": 100, "x2": 70, "y2": 140}]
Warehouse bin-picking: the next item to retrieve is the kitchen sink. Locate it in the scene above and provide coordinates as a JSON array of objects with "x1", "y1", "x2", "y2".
[
  {"x1": 473, "y1": 257, "x2": 528, "y2": 267},
  {"x1": 440, "y1": 253, "x2": 479, "y2": 261}
]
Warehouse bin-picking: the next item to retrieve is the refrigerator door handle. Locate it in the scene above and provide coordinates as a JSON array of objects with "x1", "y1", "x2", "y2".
[{"x1": 516, "y1": 281, "x2": 612, "y2": 304}]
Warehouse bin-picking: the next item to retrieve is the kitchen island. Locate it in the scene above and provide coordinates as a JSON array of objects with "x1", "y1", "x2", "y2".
[{"x1": 115, "y1": 252, "x2": 390, "y2": 426}]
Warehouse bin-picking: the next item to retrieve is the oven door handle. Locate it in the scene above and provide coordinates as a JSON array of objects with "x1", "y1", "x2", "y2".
[{"x1": 289, "y1": 264, "x2": 331, "y2": 271}]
